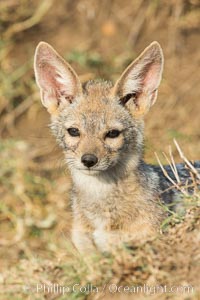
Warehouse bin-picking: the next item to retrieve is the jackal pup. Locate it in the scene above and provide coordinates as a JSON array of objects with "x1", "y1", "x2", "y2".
[{"x1": 34, "y1": 41, "x2": 200, "y2": 253}]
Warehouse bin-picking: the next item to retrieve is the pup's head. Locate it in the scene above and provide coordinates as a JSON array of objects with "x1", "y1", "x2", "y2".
[{"x1": 34, "y1": 42, "x2": 163, "y2": 176}]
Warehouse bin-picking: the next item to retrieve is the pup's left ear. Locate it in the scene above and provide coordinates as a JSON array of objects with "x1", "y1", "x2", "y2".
[{"x1": 113, "y1": 41, "x2": 164, "y2": 117}]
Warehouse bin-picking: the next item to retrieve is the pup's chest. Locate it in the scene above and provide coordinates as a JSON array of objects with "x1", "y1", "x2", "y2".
[
  {"x1": 80, "y1": 185, "x2": 138, "y2": 230},
  {"x1": 73, "y1": 174, "x2": 122, "y2": 225},
  {"x1": 73, "y1": 172, "x2": 113, "y2": 200},
  {"x1": 74, "y1": 176, "x2": 141, "y2": 230},
  {"x1": 83, "y1": 199, "x2": 126, "y2": 230}
]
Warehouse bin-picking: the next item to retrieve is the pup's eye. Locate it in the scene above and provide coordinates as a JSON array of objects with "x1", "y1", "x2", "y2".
[
  {"x1": 67, "y1": 128, "x2": 80, "y2": 137},
  {"x1": 106, "y1": 129, "x2": 121, "y2": 138}
]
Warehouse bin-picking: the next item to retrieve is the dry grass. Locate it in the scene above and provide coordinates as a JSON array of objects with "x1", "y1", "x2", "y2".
[{"x1": 0, "y1": 1, "x2": 200, "y2": 299}]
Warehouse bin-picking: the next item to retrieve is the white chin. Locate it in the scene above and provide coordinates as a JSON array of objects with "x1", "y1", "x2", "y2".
[{"x1": 80, "y1": 169, "x2": 100, "y2": 175}]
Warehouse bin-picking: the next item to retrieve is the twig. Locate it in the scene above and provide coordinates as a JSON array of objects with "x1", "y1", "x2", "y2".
[
  {"x1": 154, "y1": 152, "x2": 188, "y2": 196},
  {"x1": 0, "y1": 92, "x2": 39, "y2": 135},
  {"x1": 169, "y1": 146, "x2": 181, "y2": 183},
  {"x1": 4, "y1": 0, "x2": 54, "y2": 39},
  {"x1": 174, "y1": 139, "x2": 200, "y2": 180},
  {"x1": 162, "y1": 150, "x2": 180, "y2": 184}
]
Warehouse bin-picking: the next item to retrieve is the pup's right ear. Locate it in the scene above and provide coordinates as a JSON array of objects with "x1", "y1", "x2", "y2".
[{"x1": 34, "y1": 42, "x2": 82, "y2": 114}]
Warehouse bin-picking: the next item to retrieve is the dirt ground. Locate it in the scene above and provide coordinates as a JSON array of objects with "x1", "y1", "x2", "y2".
[{"x1": 0, "y1": 1, "x2": 200, "y2": 299}]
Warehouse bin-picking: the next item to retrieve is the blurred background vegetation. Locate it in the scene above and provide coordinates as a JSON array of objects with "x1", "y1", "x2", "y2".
[{"x1": 0, "y1": 1, "x2": 200, "y2": 299}]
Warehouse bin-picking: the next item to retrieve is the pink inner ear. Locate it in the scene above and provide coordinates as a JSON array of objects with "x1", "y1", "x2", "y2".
[
  {"x1": 39, "y1": 62, "x2": 63, "y2": 96},
  {"x1": 143, "y1": 63, "x2": 160, "y2": 92}
]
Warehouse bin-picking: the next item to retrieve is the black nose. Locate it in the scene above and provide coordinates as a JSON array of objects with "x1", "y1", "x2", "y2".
[{"x1": 81, "y1": 154, "x2": 98, "y2": 168}]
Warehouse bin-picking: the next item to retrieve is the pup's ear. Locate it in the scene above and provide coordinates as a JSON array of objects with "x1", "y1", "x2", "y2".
[
  {"x1": 34, "y1": 42, "x2": 82, "y2": 114},
  {"x1": 113, "y1": 41, "x2": 164, "y2": 117}
]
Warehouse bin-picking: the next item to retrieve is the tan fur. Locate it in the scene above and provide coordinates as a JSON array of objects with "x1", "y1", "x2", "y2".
[
  {"x1": 34, "y1": 41, "x2": 166, "y2": 253},
  {"x1": 71, "y1": 169, "x2": 164, "y2": 252}
]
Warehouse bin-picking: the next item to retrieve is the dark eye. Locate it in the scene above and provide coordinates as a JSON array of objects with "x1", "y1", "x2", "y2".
[
  {"x1": 67, "y1": 127, "x2": 80, "y2": 137},
  {"x1": 106, "y1": 129, "x2": 121, "y2": 138}
]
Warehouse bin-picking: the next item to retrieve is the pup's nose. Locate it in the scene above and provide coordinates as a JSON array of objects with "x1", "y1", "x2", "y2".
[{"x1": 81, "y1": 154, "x2": 98, "y2": 168}]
